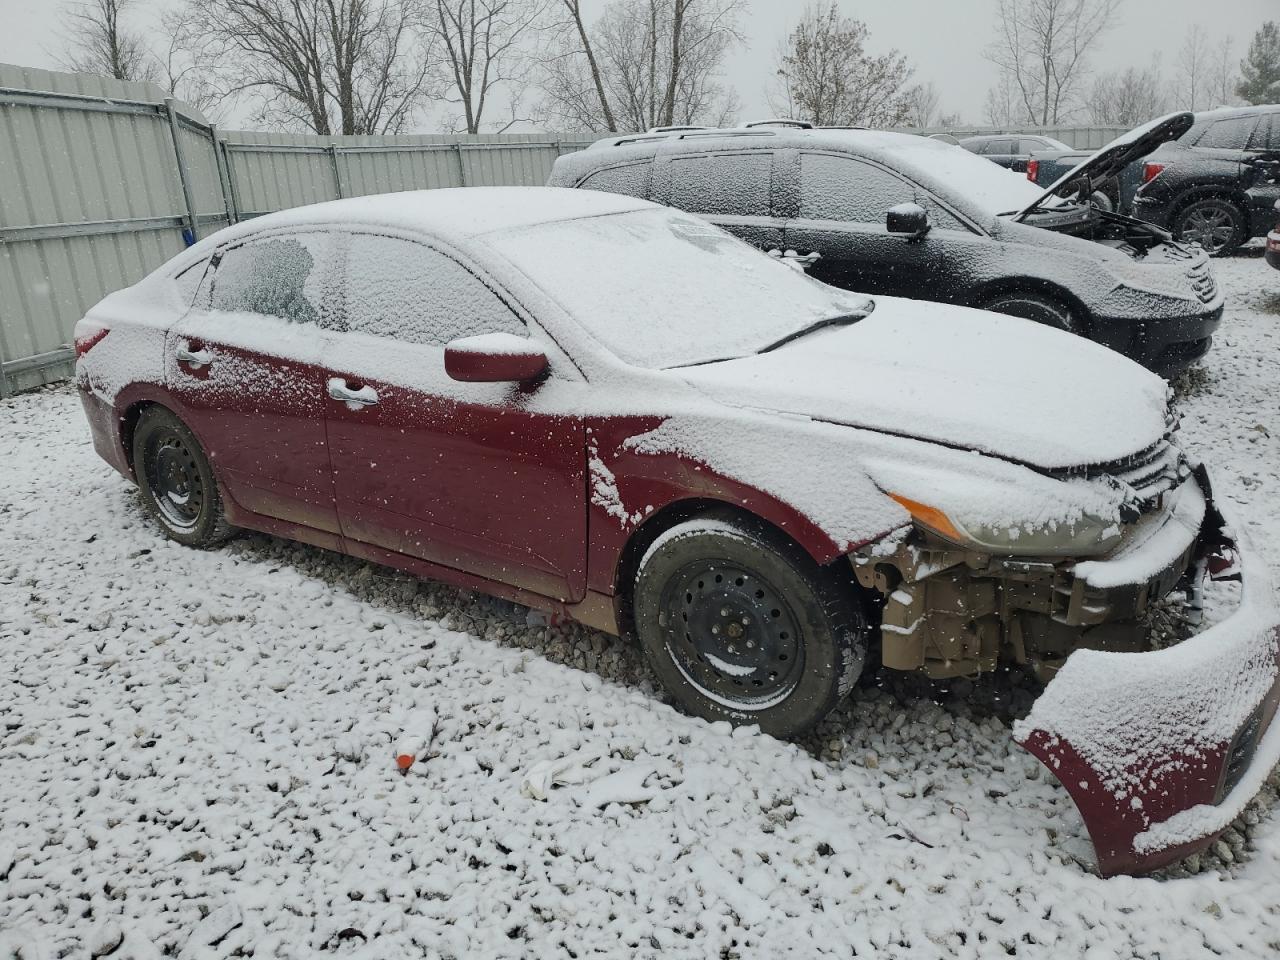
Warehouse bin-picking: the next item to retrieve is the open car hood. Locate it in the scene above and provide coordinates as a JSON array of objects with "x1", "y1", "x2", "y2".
[
  {"x1": 676, "y1": 296, "x2": 1170, "y2": 471},
  {"x1": 1013, "y1": 112, "x2": 1195, "y2": 221}
]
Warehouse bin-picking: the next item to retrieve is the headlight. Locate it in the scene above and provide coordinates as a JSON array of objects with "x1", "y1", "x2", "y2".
[{"x1": 890, "y1": 493, "x2": 1123, "y2": 557}]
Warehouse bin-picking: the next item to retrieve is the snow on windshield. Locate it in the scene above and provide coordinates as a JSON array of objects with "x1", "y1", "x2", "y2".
[{"x1": 484, "y1": 209, "x2": 870, "y2": 369}]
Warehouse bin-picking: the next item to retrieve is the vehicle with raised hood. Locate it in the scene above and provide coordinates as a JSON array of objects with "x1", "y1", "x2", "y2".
[
  {"x1": 74, "y1": 187, "x2": 1279, "y2": 876},
  {"x1": 1132, "y1": 105, "x2": 1280, "y2": 256},
  {"x1": 548, "y1": 114, "x2": 1223, "y2": 376}
]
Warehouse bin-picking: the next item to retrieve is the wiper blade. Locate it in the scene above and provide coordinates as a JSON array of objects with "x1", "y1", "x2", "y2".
[{"x1": 758, "y1": 310, "x2": 868, "y2": 354}]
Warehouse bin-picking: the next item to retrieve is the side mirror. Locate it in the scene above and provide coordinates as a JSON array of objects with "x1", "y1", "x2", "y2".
[
  {"x1": 444, "y1": 333, "x2": 548, "y2": 383},
  {"x1": 887, "y1": 202, "x2": 930, "y2": 240}
]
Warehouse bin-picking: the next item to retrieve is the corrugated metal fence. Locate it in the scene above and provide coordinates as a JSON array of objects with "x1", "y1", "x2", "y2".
[
  {"x1": 0, "y1": 65, "x2": 596, "y2": 395},
  {"x1": 0, "y1": 61, "x2": 1127, "y2": 395}
]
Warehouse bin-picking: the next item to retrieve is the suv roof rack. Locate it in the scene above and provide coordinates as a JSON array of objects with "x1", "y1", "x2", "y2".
[
  {"x1": 744, "y1": 118, "x2": 814, "y2": 129},
  {"x1": 609, "y1": 128, "x2": 777, "y2": 147},
  {"x1": 646, "y1": 125, "x2": 709, "y2": 133}
]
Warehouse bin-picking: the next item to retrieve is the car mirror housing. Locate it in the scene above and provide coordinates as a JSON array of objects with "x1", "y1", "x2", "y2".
[
  {"x1": 444, "y1": 333, "x2": 548, "y2": 383},
  {"x1": 886, "y1": 203, "x2": 930, "y2": 239}
]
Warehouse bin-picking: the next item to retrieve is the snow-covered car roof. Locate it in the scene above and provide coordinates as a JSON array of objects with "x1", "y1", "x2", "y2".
[
  {"x1": 170, "y1": 187, "x2": 654, "y2": 272},
  {"x1": 555, "y1": 127, "x2": 1050, "y2": 221}
]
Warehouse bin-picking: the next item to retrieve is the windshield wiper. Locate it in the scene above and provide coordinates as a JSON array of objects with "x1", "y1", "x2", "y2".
[{"x1": 758, "y1": 309, "x2": 869, "y2": 354}]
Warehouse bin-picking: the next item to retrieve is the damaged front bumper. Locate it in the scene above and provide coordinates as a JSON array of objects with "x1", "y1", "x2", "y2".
[{"x1": 1014, "y1": 468, "x2": 1280, "y2": 875}]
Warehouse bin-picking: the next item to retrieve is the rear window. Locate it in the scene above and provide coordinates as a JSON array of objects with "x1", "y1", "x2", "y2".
[
  {"x1": 578, "y1": 161, "x2": 651, "y2": 200},
  {"x1": 1195, "y1": 116, "x2": 1259, "y2": 150},
  {"x1": 666, "y1": 152, "x2": 772, "y2": 217},
  {"x1": 211, "y1": 234, "x2": 332, "y2": 325}
]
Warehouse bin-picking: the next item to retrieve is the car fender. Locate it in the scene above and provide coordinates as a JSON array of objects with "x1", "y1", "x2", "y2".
[{"x1": 583, "y1": 414, "x2": 907, "y2": 598}]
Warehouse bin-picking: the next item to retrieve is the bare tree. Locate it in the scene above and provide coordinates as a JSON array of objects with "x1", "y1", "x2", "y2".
[
  {"x1": 984, "y1": 73, "x2": 1020, "y2": 126},
  {"x1": 984, "y1": 0, "x2": 1121, "y2": 125},
  {"x1": 768, "y1": 3, "x2": 916, "y2": 128},
  {"x1": 1173, "y1": 27, "x2": 1209, "y2": 110},
  {"x1": 1088, "y1": 62, "x2": 1166, "y2": 126},
  {"x1": 537, "y1": 0, "x2": 742, "y2": 133},
  {"x1": 173, "y1": 0, "x2": 437, "y2": 135},
  {"x1": 547, "y1": 0, "x2": 617, "y2": 130},
  {"x1": 428, "y1": 0, "x2": 551, "y2": 134},
  {"x1": 906, "y1": 80, "x2": 941, "y2": 128},
  {"x1": 1206, "y1": 36, "x2": 1239, "y2": 108},
  {"x1": 59, "y1": 0, "x2": 160, "y2": 84}
]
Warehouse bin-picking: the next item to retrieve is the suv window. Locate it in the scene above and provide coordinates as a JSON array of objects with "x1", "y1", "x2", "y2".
[
  {"x1": 578, "y1": 161, "x2": 651, "y2": 199},
  {"x1": 1196, "y1": 116, "x2": 1259, "y2": 150},
  {"x1": 341, "y1": 233, "x2": 525, "y2": 346},
  {"x1": 1248, "y1": 114, "x2": 1279, "y2": 152},
  {"x1": 799, "y1": 153, "x2": 915, "y2": 222},
  {"x1": 983, "y1": 139, "x2": 1015, "y2": 155},
  {"x1": 667, "y1": 152, "x2": 772, "y2": 216},
  {"x1": 210, "y1": 233, "x2": 332, "y2": 325},
  {"x1": 799, "y1": 153, "x2": 965, "y2": 230}
]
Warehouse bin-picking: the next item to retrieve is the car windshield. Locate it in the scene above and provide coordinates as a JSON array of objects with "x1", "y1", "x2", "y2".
[{"x1": 486, "y1": 209, "x2": 871, "y2": 369}]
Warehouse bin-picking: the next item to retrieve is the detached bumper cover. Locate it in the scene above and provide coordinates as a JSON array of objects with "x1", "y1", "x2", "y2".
[{"x1": 1014, "y1": 468, "x2": 1280, "y2": 875}]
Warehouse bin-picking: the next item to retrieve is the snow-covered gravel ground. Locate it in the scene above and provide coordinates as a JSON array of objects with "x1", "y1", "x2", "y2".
[{"x1": 2, "y1": 252, "x2": 1279, "y2": 959}]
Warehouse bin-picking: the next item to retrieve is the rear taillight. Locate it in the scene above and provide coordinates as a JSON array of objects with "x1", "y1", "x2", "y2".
[
  {"x1": 1026, "y1": 158, "x2": 1039, "y2": 182},
  {"x1": 73, "y1": 321, "x2": 109, "y2": 358},
  {"x1": 1142, "y1": 162, "x2": 1165, "y2": 184}
]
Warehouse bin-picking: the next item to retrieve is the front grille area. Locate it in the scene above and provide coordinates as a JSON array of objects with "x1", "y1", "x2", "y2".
[
  {"x1": 1046, "y1": 433, "x2": 1185, "y2": 514},
  {"x1": 1188, "y1": 261, "x2": 1218, "y2": 303}
]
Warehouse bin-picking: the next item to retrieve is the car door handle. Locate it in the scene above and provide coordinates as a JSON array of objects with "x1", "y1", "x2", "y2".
[
  {"x1": 175, "y1": 344, "x2": 212, "y2": 367},
  {"x1": 327, "y1": 378, "x2": 379, "y2": 407}
]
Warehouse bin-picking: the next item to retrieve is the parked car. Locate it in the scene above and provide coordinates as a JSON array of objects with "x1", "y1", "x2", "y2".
[
  {"x1": 75, "y1": 186, "x2": 1278, "y2": 876},
  {"x1": 1131, "y1": 105, "x2": 1280, "y2": 256},
  {"x1": 959, "y1": 133, "x2": 1072, "y2": 173},
  {"x1": 548, "y1": 116, "x2": 1223, "y2": 376}
]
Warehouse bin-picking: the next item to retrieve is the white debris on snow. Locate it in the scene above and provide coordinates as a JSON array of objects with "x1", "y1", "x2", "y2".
[{"x1": 2, "y1": 255, "x2": 1280, "y2": 958}]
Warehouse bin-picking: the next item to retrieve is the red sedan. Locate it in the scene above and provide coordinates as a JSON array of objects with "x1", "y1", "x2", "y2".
[{"x1": 75, "y1": 187, "x2": 1279, "y2": 875}]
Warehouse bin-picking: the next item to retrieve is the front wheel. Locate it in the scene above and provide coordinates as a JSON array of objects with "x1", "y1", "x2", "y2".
[
  {"x1": 1174, "y1": 197, "x2": 1246, "y2": 257},
  {"x1": 132, "y1": 406, "x2": 233, "y2": 548},
  {"x1": 633, "y1": 513, "x2": 867, "y2": 738},
  {"x1": 981, "y1": 291, "x2": 1080, "y2": 334}
]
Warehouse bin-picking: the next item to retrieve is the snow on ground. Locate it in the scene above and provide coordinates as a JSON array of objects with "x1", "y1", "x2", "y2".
[{"x1": 2, "y1": 254, "x2": 1280, "y2": 959}]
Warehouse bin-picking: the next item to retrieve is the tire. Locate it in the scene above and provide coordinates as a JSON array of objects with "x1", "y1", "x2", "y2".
[
  {"x1": 633, "y1": 512, "x2": 867, "y2": 738},
  {"x1": 1089, "y1": 190, "x2": 1114, "y2": 213},
  {"x1": 1173, "y1": 197, "x2": 1247, "y2": 257},
  {"x1": 981, "y1": 291, "x2": 1080, "y2": 334},
  {"x1": 132, "y1": 406, "x2": 233, "y2": 548}
]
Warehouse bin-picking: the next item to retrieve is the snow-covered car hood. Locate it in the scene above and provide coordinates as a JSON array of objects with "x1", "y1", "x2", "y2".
[{"x1": 676, "y1": 297, "x2": 1170, "y2": 470}]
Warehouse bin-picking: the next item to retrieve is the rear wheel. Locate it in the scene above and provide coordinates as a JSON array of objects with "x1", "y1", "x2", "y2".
[
  {"x1": 1174, "y1": 197, "x2": 1246, "y2": 257},
  {"x1": 132, "y1": 406, "x2": 232, "y2": 548},
  {"x1": 633, "y1": 512, "x2": 867, "y2": 738},
  {"x1": 981, "y1": 291, "x2": 1080, "y2": 334}
]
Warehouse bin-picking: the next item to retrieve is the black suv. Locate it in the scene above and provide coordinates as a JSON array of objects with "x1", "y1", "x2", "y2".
[
  {"x1": 548, "y1": 117, "x2": 1223, "y2": 376},
  {"x1": 1131, "y1": 105, "x2": 1280, "y2": 256},
  {"x1": 959, "y1": 134, "x2": 1071, "y2": 173}
]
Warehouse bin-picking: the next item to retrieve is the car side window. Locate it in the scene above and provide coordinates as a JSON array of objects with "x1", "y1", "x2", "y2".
[
  {"x1": 986, "y1": 139, "x2": 1014, "y2": 155},
  {"x1": 578, "y1": 161, "x2": 652, "y2": 199},
  {"x1": 799, "y1": 153, "x2": 966, "y2": 231},
  {"x1": 666, "y1": 152, "x2": 772, "y2": 216},
  {"x1": 1197, "y1": 116, "x2": 1259, "y2": 150},
  {"x1": 174, "y1": 258, "x2": 210, "y2": 307},
  {"x1": 340, "y1": 233, "x2": 525, "y2": 346},
  {"x1": 210, "y1": 233, "x2": 333, "y2": 325},
  {"x1": 1249, "y1": 115, "x2": 1278, "y2": 152}
]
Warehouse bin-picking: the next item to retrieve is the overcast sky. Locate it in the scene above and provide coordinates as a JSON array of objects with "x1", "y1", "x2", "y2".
[{"x1": 0, "y1": 0, "x2": 1274, "y2": 129}]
